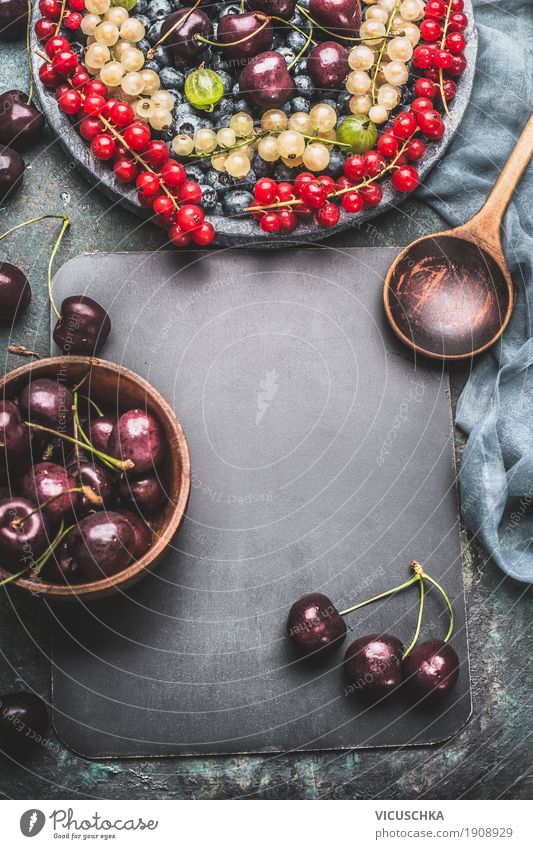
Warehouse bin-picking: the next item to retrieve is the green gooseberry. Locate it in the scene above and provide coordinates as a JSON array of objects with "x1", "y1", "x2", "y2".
[
  {"x1": 337, "y1": 115, "x2": 378, "y2": 154},
  {"x1": 111, "y1": 0, "x2": 137, "y2": 10},
  {"x1": 185, "y1": 69, "x2": 225, "y2": 112}
]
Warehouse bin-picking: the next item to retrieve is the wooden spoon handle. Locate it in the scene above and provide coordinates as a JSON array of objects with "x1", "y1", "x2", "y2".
[{"x1": 468, "y1": 113, "x2": 533, "y2": 245}]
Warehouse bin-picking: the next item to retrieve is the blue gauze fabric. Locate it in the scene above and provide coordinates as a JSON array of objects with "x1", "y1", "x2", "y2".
[{"x1": 417, "y1": 0, "x2": 533, "y2": 582}]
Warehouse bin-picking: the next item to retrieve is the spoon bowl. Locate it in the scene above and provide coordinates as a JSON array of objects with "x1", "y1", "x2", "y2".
[{"x1": 384, "y1": 115, "x2": 533, "y2": 360}]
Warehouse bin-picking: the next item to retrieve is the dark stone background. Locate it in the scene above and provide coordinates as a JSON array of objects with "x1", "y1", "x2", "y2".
[{"x1": 0, "y1": 36, "x2": 531, "y2": 800}]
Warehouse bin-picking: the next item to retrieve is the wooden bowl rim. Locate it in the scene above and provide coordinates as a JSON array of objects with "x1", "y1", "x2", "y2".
[
  {"x1": 383, "y1": 231, "x2": 515, "y2": 361},
  {"x1": 0, "y1": 356, "x2": 191, "y2": 600}
]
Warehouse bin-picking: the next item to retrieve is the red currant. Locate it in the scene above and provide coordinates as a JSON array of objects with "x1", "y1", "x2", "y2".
[
  {"x1": 335, "y1": 175, "x2": 352, "y2": 191},
  {"x1": 79, "y1": 116, "x2": 103, "y2": 140},
  {"x1": 254, "y1": 177, "x2": 277, "y2": 205},
  {"x1": 392, "y1": 111, "x2": 417, "y2": 139},
  {"x1": 434, "y1": 49, "x2": 453, "y2": 69},
  {"x1": 316, "y1": 202, "x2": 340, "y2": 228},
  {"x1": 71, "y1": 69, "x2": 90, "y2": 89},
  {"x1": 438, "y1": 79, "x2": 457, "y2": 103},
  {"x1": 420, "y1": 19, "x2": 442, "y2": 41},
  {"x1": 35, "y1": 18, "x2": 55, "y2": 41},
  {"x1": 417, "y1": 109, "x2": 445, "y2": 140},
  {"x1": 451, "y1": 0, "x2": 464, "y2": 10},
  {"x1": 359, "y1": 183, "x2": 383, "y2": 208},
  {"x1": 343, "y1": 154, "x2": 366, "y2": 182},
  {"x1": 109, "y1": 102, "x2": 134, "y2": 127},
  {"x1": 294, "y1": 171, "x2": 314, "y2": 196},
  {"x1": 52, "y1": 49, "x2": 78, "y2": 77},
  {"x1": 411, "y1": 96, "x2": 434, "y2": 114},
  {"x1": 412, "y1": 44, "x2": 436, "y2": 69},
  {"x1": 123, "y1": 122, "x2": 151, "y2": 152},
  {"x1": 445, "y1": 32, "x2": 466, "y2": 54},
  {"x1": 153, "y1": 196, "x2": 174, "y2": 218},
  {"x1": 276, "y1": 182, "x2": 295, "y2": 202},
  {"x1": 68, "y1": 0, "x2": 85, "y2": 11},
  {"x1": 177, "y1": 204, "x2": 204, "y2": 232},
  {"x1": 83, "y1": 94, "x2": 106, "y2": 116},
  {"x1": 64, "y1": 11, "x2": 82, "y2": 29},
  {"x1": 299, "y1": 181, "x2": 329, "y2": 208},
  {"x1": 278, "y1": 209, "x2": 298, "y2": 233},
  {"x1": 377, "y1": 133, "x2": 399, "y2": 158},
  {"x1": 424, "y1": 0, "x2": 446, "y2": 19},
  {"x1": 58, "y1": 89, "x2": 82, "y2": 114},
  {"x1": 161, "y1": 161, "x2": 186, "y2": 189},
  {"x1": 144, "y1": 140, "x2": 169, "y2": 167},
  {"x1": 424, "y1": 67, "x2": 441, "y2": 82},
  {"x1": 191, "y1": 222, "x2": 215, "y2": 246},
  {"x1": 91, "y1": 133, "x2": 116, "y2": 161},
  {"x1": 260, "y1": 212, "x2": 281, "y2": 233},
  {"x1": 84, "y1": 80, "x2": 107, "y2": 98},
  {"x1": 295, "y1": 203, "x2": 314, "y2": 219},
  {"x1": 341, "y1": 191, "x2": 363, "y2": 214},
  {"x1": 168, "y1": 225, "x2": 191, "y2": 248},
  {"x1": 392, "y1": 165, "x2": 419, "y2": 192},
  {"x1": 414, "y1": 78, "x2": 437, "y2": 99},
  {"x1": 114, "y1": 158, "x2": 138, "y2": 184},
  {"x1": 448, "y1": 12, "x2": 468, "y2": 32},
  {"x1": 45, "y1": 36, "x2": 69, "y2": 57},
  {"x1": 448, "y1": 54, "x2": 467, "y2": 76},
  {"x1": 317, "y1": 175, "x2": 336, "y2": 191},
  {"x1": 39, "y1": 0, "x2": 61, "y2": 19},
  {"x1": 136, "y1": 171, "x2": 161, "y2": 197},
  {"x1": 364, "y1": 150, "x2": 386, "y2": 177},
  {"x1": 406, "y1": 138, "x2": 426, "y2": 161},
  {"x1": 178, "y1": 180, "x2": 202, "y2": 204}
]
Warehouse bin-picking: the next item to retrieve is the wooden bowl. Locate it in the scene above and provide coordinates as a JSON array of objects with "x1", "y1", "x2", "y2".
[{"x1": 0, "y1": 357, "x2": 190, "y2": 601}]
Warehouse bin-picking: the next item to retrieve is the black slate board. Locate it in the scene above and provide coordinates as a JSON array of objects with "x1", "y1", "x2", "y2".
[{"x1": 50, "y1": 248, "x2": 471, "y2": 758}]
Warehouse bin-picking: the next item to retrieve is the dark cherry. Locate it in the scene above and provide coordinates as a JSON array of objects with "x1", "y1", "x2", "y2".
[
  {"x1": 19, "y1": 376, "x2": 73, "y2": 432},
  {"x1": 308, "y1": 0, "x2": 362, "y2": 38},
  {"x1": 42, "y1": 539, "x2": 82, "y2": 584},
  {"x1": 118, "y1": 472, "x2": 166, "y2": 513},
  {"x1": 0, "y1": 0, "x2": 28, "y2": 41},
  {"x1": 0, "y1": 145, "x2": 24, "y2": 203},
  {"x1": 121, "y1": 509, "x2": 152, "y2": 560},
  {"x1": 0, "y1": 496, "x2": 49, "y2": 569},
  {"x1": 239, "y1": 50, "x2": 295, "y2": 109},
  {"x1": 0, "y1": 90, "x2": 45, "y2": 150},
  {"x1": 249, "y1": 0, "x2": 296, "y2": 20},
  {"x1": 160, "y1": 9, "x2": 213, "y2": 59},
  {"x1": 0, "y1": 692, "x2": 48, "y2": 759},
  {"x1": 344, "y1": 634, "x2": 404, "y2": 696},
  {"x1": 67, "y1": 510, "x2": 135, "y2": 580},
  {"x1": 288, "y1": 592, "x2": 347, "y2": 655},
  {"x1": 108, "y1": 409, "x2": 165, "y2": 475},
  {"x1": 308, "y1": 41, "x2": 349, "y2": 89},
  {"x1": 0, "y1": 262, "x2": 31, "y2": 322},
  {"x1": 0, "y1": 400, "x2": 31, "y2": 464},
  {"x1": 67, "y1": 457, "x2": 115, "y2": 512},
  {"x1": 88, "y1": 414, "x2": 117, "y2": 453},
  {"x1": 20, "y1": 461, "x2": 80, "y2": 522},
  {"x1": 218, "y1": 13, "x2": 273, "y2": 60},
  {"x1": 53, "y1": 295, "x2": 111, "y2": 355},
  {"x1": 402, "y1": 639, "x2": 459, "y2": 699}
]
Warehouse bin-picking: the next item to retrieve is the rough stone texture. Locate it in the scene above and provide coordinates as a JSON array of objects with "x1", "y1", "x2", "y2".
[{"x1": 0, "y1": 37, "x2": 531, "y2": 801}]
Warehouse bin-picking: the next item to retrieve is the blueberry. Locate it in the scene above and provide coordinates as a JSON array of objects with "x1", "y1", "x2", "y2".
[
  {"x1": 222, "y1": 190, "x2": 254, "y2": 219},
  {"x1": 289, "y1": 96, "x2": 311, "y2": 114},
  {"x1": 326, "y1": 149, "x2": 345, "y2": 178},
  {"x1": 206, "y1": 169, "x2": 233, "y2": 194},
  {"x1": 251, "y1": 153, "x2": 274, "y2": 179},
  {"x1": 274, "y1": 163, "x2": 296, "y2": 182},
  {"x1": 200, "y1": 184, "x2": 218, "y2": 212},
  {"x1": 234, "y1": 98, "x2": 249, "y2": 114},
  {"x1": 229, "y1": 169, "x2": 257, "y2": 191},
  {"x1": 232, "y1": 82, "x2": 241, "y2": 97},
  {"x1": 293, "y1": 58, "x2": 308, "y2": 74},
  {"x1": 147, "y1": 22, "x2": 163, "y2": 44},
  {"x1": 185, "y1": 165, "x2": 204, "y2": 183},
  {"x1": 136, "y1": 15, "x2": 151, "y2": 30},
  {"x1": 144, "y1": 60, "x2": 161, "y2": 73},
  {"x1": 147, "y1": 0, "x2": 173, "y2": 21},
  {"x1": 150, "y1": 45, "x2": 173, "y2": 67},
  {"x1": 214, "y1": 202, "x2": 224, "y2": 215},
  {"x1": 287, "y1": 31, "x2": 306, "y2": 52},
  {"x1": 322, "y1": 98, "x2": 337, "y2": 111},
  {"x1": 159, "y1": 67, "x2": 185, "y2": 90},
  {"x1": 337, "y1": 91, "x2": 351, "y2": 113},
  {"x1": 137, "y1": 38, "x2": 151, "y2": 55},
  {"x1": 294, "y1": 74, "x2": 313, "y2": 96},
  {"x1": 277, "y1": 46, "x2": 296, "y2": 66},
  {"x1": 216, "y1": 71, "x2": 234, "y2": 92}
]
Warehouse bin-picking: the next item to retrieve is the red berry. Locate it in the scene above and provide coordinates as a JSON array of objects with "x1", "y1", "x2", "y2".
[
  {"x1": 71, "y1": 69, "x2": 90, "y2": 89},
  {"x1": 177, "y1": 204, "x2": 204, "y2": 232},
  {"x1": 392, "y1": 111, "x2": 417, "y2": 139},
  {"x1": 316, "y1": 202, "x2": 340, "y2": 228},
  {"x1": 168, "y1": 225, "x2": 192, "y2": 248},
  {"x1": 35, "y1": 18, "x2": 55, "y2": 40},
  {"x1": 438, "y1": 79, "x2": 457, "y2": 103},
  {"x1": 413, "y1": 44, "x2": 435, "y2": 69},
  {"x1": 411, "y1": 96, "x2": 434, "y2": 114},
  {"x1": 317, "y1": 175, "x2": 336, "y2": 191},
  {"x1": 445, "y1": 32, "x2": 466, "y2": 54},
  {"x1": 79, "y1": 116, "x2": 103, "y2": 140},
  {"x1": 377, "y1": 133, "x2": 398, "y2": 158},
  {"x1": 425, "y1": 0, "x2": 446, "y2": 19},
  {"x1": 52, "y1": 49, "x2": 78, "y2": 77},
  {"x1": 276, "y1": 182, "x2": 295, "y2": 202},
  {"x1": 414, "y1": 78, "x2": 437, "y2": 99},
  {"x1": 364, "y1": 150, "x2": 386, "y2": 177},
  {"x1": 343, "y1": 154, "x2": 366, "y2": 182},
  {"x1": 161, "y1": 160, "x2": 186, "y2": 189},
  {"x1": 341, "y1": 191, "x2": 363, "y2": 214},
  {"x1": 84, "y1": 80, "x2": 107, "y2": 98},
  {"x1": 136, "y1": 171, "x2": 160, "y2": 197},
  {"x1": 260, "y1": 212, "x2": 281, "y2": 233},
  {"x1": 392, "y1": 165, "x2": 419, "y2": 192},
  {"x1": 123, "y1": 122, "x2": 151, "y2": 152},
  {"x1": 64, "y1": 11, "x2": 82, "y2": 29},
  {"x1": 254, "y1": 177, "x2": 277, "y2": 205},
  {"x1": 39, "y1": 0, "x2": 61, "y2": 19},
  {"x1": 178, "y1": 180, "x2": 202, "y2": 204},
  {"x1": 299, "y1": 180, "x2": 329, "y2": 208},
  {"x1": 295, "y1": 203, "x2": 314, "y2": 219},
  {"x1": 434, "y1": 49, "x2": 453, "y2": 69},
  {"x1": 449, "y1": 12, "x2": 468, "y2": 32},
  {"x1": 451, "y1": 0, "x2": 464, "y2": 10},
  {"x1": 114, "y1": 158, "x2": 138, "y2": 183},
  {"x1": 45, "y1": 35, "x2": 69, "y2": 57},
  {"x1": 294, "y1": 171, "x2": 314, "y2": 196},
  {"x1": 55, "y1": 83, "x2": 70, "y2": 100},
  {"x1": 420, "y1": 19, "x2": 442, "y2": 41},
  {"x1": 448, "y1": 54, "x2": 467, "y2": 76},
  {"x1": 83, "y1": 94, "x2": 106, "y2": 116},
  {"x1": 68, "y1": 0, "x2": 85, "y2": 11},
  {"x1": 153, "y1": 196, "x2": 175, "y2": 218},
  {"x1": 278, "y1": 209, "x2": 298, "y2": 233},
  {"x1": 109, "y1": 101, "x2": 134, "y2": 127},
  {"x1": 406, "y1": 138, "x2": 426, "y2": 161},
  {"x1": 359, "y1": 183, "x2": 383, "y2": 208},
  {"x1": 335, "y1": 175, "x2": 352, "y2": 191},
  {"x1": 144, "y1": 140, "x2": 169, "y2": 167},
  {"x1": 191, "y1": 222, "x2": 215, "y2": 246},
  {"x1": 424, "y1": 67, "x2": 441, "y2": 82},
  {"x1": 417, "y1": 109, "x2": 445, "y2": 139},
  {"x1": 91, "y1": 133, "x2": 116, "y2": 161},
  {"x1": 58, "y1": 89, "x2": 82, "y2": 114},
  {"x1": 101, "y1": 98, "x2": 117, "y2": 120}
]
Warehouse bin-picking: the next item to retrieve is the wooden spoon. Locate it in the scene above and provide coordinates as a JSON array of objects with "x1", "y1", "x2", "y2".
[{"x1": 384, "y1": 114, "x2": 533, "y2": 360}]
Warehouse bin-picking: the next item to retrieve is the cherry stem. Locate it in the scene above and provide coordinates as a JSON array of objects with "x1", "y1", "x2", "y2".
[
  {"x1": 438, "y1": 1, "x2": 453, "y2": 119},
  {"x1": 146, "y1": 0, "x2": 203, "y2": 59},
  {"x1": 10, "y1": 484, "x2": 101, "y2": 529},
  {"x1": 80, "y1": 394, "x2": 104, "y2": 417},
  {"x1": 370, "y1": 0, "x2": 401, "y2": 104},
  {"x1": 402, "y1": 574, "x2": 425, "y2": 659},
  {"x1": 195, "y1": 15, "x2": 272, "y2": 48},
  {"x1": 0, "y1": 520, "x2": 68, "y2": 587},
  {"x1": 8, "y1": 345, "x2": 41, "y2": 358},
  {"x1": 26, "y1": 0, "x2": 33, "y2": 104},
  {"x1": 268, "y1": 14, "x2": 317, "y2": 48},
  {"x1": 71, "y1": 403, "x2": 118, "y2": 473},
  {"x1": 339, "y1": 573, "x2": 420, "y2": 617},
  {"x1": 421, "y1": 571, "x2": 454, "y2": 643},
  {"x1": 24, "y1": 422, "x2": 134, "y2": 472},
  {"x1": 288, "y1": 20, "x2": 314, "y2": 70},
  {"x1": 296, "y1": 4, "x2": 377, "y2": 43}
]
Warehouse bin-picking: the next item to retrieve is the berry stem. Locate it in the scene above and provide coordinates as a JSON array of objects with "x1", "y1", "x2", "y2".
[
  {"x1": 55, "y1": 0, "x2": 68, "y2": 36},
  {"x1": 26, "y1": 0, "x2": 33, "y2": 104},
  {"x1": 146, "y1": 0, "x2": 203, "y2": 60},
  {"x1": 288, "y1": 20, "x2": 314, "y2": 70},
  {"x1": 370, "y1": 0, "x2": 401, "y2": 105},
  {"x1": 195, "y1": 15, "x2": 272, "y2": 48},
  {"x1": 438, "y1": 1, "x2": 454, "y2": 119},
  {"x1": 303, "y1": 134, "x2": 351, "y2": 148},
  {"x1": 339, "y1": 573, "x2": 420, "y2": 617},
  {"x1": 267, "y1": 14, "x2": 317, "y2": 48},
  {"x1": 296, "y1": 3, "x2": 381, "y2": 43},
  {"x1": 24, "y1": 422, "x2": 134, "y2": 472},
  {"x1": 415, "y1": 566, "x2": 454, "y2": 643},
  {"x1": 0, "y1": 520, "x2": 69, "y2": 587},
  {"x1": 402, "y1": 573, "x2": 425, "y2": 659}
]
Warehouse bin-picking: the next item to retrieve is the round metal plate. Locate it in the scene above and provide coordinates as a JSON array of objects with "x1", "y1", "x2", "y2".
[{"x1": 31, "y1": 1, "x2": 477, "y2": 247}]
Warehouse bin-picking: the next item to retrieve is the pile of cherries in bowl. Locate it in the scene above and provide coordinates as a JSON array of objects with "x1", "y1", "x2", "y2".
[{"x1": 0, "y1": 370, "x2": 171, "y2": 588}]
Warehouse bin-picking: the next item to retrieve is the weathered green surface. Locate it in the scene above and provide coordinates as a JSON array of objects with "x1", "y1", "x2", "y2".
[{"x1": 1, "y1": 40, "x2": 531, "y2": 801}]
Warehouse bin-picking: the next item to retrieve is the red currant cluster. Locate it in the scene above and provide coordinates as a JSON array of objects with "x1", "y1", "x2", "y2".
[
  {"x1": 35, "y1": 0, "x2": 214, "y2": 248},
  {"x1": 412, "y1": 0, "x2": 468, "y2": 110},
  {"x1": 35, "y1": 0, "x2": 85, "y2": 40}
]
